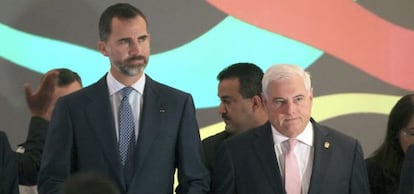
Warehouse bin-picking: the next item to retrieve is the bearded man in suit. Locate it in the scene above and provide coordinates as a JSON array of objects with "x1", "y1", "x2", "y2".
[{"x1": 38, "y1": 3, "x2": 209, "y2": 194}]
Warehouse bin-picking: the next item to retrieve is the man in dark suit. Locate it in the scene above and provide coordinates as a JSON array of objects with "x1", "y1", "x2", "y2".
[
  {"x1": 398, "y1": 144, "x2": 414, "y2": 194},
  {"x1": 38, "y1": 3, "x2": 209, "y2": 194},
  {"x1": 17, "y1": 68, "x2": 82, "y2": 194},
  {"x1": 210, "y1": 64, "x2": 370, "y2": 194},
  {"x1": 202, "y1": 63, "x2": 268, "y2": 172},
  {"x1": 0, "y1": 131, "x2": 18, "y2": 194}
]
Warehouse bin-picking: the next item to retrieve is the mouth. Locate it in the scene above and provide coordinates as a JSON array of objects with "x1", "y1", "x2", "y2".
[
  {"x1": 222, "y1": 119, "x2": 229, "y2": 124},
  {"x1": 221, "y1": 117, "x2": 231, "y2": 126},
  {"x1": 284, "y1": 117, "x2": 298, "y2": 122},
  {"x1": 223, "y1": 120, "x2": 232, "y2": 129},
  {"x1": 127, "y1": 56, "x2": 145, "y2": 63},
  {"x1": 221, "y1": 115, "x2": 230, "y2": 122}
]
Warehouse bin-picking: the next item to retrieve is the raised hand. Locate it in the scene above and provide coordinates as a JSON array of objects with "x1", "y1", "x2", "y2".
[{"x1": 24, "y1": 70, "x2": 59, "y2": 121}]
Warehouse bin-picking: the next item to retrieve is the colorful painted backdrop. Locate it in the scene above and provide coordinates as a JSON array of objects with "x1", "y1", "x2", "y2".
[{"x1": 1, "y1": 0, "x2": 413, "y2": 156}]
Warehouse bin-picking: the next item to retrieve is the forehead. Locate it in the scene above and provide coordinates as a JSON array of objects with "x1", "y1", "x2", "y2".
[
  {"x1": 218, "y1": 78, "x2": 241, "y2": 96},
  {"x1": 110, "y1": 16, "x2": 148, "y2": 35},
  {"x1": 405, "y1": 115, "x2": 414, "y2": 128},
  {"x1": 267, "y1": 75, "x2": 307, "y2": 97}
]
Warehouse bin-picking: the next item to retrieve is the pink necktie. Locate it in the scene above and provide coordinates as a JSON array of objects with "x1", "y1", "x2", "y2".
[{"x1": 285, "y1": 138, "x2": 301, "y2": 194}]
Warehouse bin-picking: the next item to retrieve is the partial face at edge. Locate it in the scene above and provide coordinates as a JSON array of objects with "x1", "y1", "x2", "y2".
[{"x1": 399, "y1": 115, "x2": 414, "y2": 153}]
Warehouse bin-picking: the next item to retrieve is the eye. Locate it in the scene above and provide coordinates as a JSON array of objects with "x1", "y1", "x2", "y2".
[
  {"x1": 222, "y1": 99, "x2": 231, "y2": 105},
  {"x1": 138, "y1": 35, "x2": 148, "y2": 43},
  {"x1": 294, "y1": 96, "x2": 305, "y2": 103},
  {"x1": 219, "y1": 97, "x2": 231, "y2": 105},
  {"x1": 272, "y1": 98, "x2": 285, "y2": 106},
  {"x1": 405, "y1": 130, "x2": 414, "y2": 136},
  {"x1": 118, "y1": 39, "x2": 130, "y2": 45}
]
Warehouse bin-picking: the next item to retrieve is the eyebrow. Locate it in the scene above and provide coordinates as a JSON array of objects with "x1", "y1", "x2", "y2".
[
  {"x1": 273, "y1": 94, "x2": 305, "y2": 100},
  {"x1": 117, "y1": 37, "x2": 131, "y2": 42},
  {"x1": 220, "y1": 95, "x2": 231, "y2": 100},
  {"x1": 138, "y1": 34, "x2": 149, "y2": 39}
]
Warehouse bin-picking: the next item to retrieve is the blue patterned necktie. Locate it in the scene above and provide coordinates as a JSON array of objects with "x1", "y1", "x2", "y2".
[{"x1": 118, "y1": 87, "x2": 136, "y2": 166}]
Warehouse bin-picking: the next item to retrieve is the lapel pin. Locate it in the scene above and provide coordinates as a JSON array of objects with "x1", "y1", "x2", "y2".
[{"x1": 324, "y1": 141, "x2": 330, "y2": 149}]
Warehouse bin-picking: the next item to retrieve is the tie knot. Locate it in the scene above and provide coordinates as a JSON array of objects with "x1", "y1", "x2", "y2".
[
  {"x1": 121, "y1": 87, "x2": 134, "y2": 97},
  {"x1": 287, "y1": 138, "x2": 297, "y2": 151}
]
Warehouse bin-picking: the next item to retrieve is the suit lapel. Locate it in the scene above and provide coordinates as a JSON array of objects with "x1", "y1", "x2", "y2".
[
  {"x1": 133, "y1": 76, "x2": 163, "y2": 173},
  {"x1": 252, "y1": 122, "x2": 285, "y2": 194},
  {"x1": 85, "y1": 77, "x2": 124, "y2": 185},
  {"x1": 308, "y1": 120, "x2": 333, "y2": 194}
]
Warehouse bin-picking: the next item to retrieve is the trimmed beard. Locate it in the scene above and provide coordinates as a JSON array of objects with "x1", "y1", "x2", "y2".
[{"x1": 115, "y1": 57, "x2": 147, "y2": 76}]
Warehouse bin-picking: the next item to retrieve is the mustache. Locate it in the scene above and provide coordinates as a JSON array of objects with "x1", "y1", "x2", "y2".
[
  {"x1": 221, "y1": 114, "x2": 230, "y2": 121},
  {"x1": 126, "y1": 56, "x2": 145, "y2": 62}
]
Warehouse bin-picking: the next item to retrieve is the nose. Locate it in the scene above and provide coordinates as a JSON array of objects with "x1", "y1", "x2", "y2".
[
  {"x1": 218, "y1": 102, "x2": 226, "y2": 115},
  {"x1": 129, "y1": 41, "x2": 141, "y2": 56},
  {"x1": 284, "y1": 101, "x2": 296, "y2": 115}
]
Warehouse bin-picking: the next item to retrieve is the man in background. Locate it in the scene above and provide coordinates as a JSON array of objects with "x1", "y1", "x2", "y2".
[
  {"x1": 202, "y1": 62, "x2": 268, "y2": 172},
  {"x1": 17, "y1": 68, "x2": 82, "y2": 194}
]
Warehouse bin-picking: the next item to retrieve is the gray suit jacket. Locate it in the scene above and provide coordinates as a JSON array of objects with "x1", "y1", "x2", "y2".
[
  {"x1": 38, "y1": 75, "x2": 209, "y2": 194},
  {"x1": 210, "y1": 120, "x2": 370, "y2": 194}
]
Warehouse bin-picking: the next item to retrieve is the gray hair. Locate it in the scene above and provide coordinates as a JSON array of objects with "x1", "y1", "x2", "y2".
[{"x1": 262, "y1": 64, "x2": 311, "y2": 98}]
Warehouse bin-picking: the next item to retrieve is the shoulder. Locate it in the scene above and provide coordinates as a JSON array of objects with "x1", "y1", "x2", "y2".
[
  {"x1": 203, "y1": 131, "x2": 231, "y2": 143},
  {"x1": 225, "y1": 122, "x2": 271, "y2": 147},
  {"x1": 313, "y1": 120, "x2": 359, "y2": 145},
  {"x1": 203, "y1": 131, "x2": 232, "y2": 148},
  {"x1": 365, "y1": 157, "x2": 382, "y2": 171},
  {"x1": 145, "y1": 75, "x2": 191, "y2": 98},
  {"x1": 57, "y1": 76, "x2": 107, "y2": 104},
  {"x1": 0, "y1": 131, "x2": 10, "y2": 144},
  {"x1": 311, "y1": 120, "x2": 367, "y2": 159},
  {"x1": 0, "y1": 131, "x2": 12, "y2": 153},
  {"x1": 0, "y1": 131, "x2": 6, "y2": 138}
]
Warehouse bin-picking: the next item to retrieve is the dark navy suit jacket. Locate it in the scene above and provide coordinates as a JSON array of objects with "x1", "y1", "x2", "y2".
[
  {"x1": 0, "y1": 131, "x2": 18, "y2": 194},
  {"x1": 38, "y1": 75, "x2": 209, "y2": 194},
  {"x1": 202, "y1": 130, "x2": 233, "y2": 172},
  {"x1": 210, "y1": 120, "x2": 370, "y2": 194}
]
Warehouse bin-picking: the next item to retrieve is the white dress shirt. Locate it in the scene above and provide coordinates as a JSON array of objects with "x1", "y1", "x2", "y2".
[{"x1": 107, "y1": 72, "x2": 145, "y2": 141}]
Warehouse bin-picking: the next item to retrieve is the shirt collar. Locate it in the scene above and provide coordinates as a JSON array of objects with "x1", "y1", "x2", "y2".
[
  {"x1": 107, "y1": 72, "x2": 146, "y2": 96},
  {"x1": 272, "y1": 120, "x2": 314, "y2": 146}
]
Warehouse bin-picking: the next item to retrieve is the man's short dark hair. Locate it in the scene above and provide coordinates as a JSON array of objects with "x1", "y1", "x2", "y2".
[
  {"x1": 217, "y1": 62, "x2": 263, "y2": 99},
  {"x1": 56, "y1": 68, "x2": 82, "y2": 87},
  {"x1": 98, "y1": 3, "x2": 148, "y2": 41}
]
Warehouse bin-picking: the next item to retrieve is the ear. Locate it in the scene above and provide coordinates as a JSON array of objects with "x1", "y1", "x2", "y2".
[
  {"x1": 251, "y1": 95, "x2": 263, "y2": 111},
  {"x1": 97, "y1": 41, "x2": 109, "y2": 56},
  {"x1": 309, "y1": 88, "x2": 314, "y2": 101}
]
